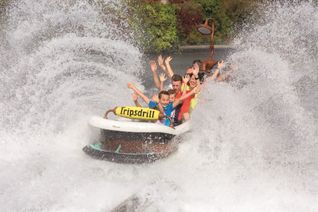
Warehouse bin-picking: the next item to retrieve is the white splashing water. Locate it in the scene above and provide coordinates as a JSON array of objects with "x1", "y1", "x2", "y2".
[{"x1": 0, "y1": 0, "x2": 318, "y2": 211}]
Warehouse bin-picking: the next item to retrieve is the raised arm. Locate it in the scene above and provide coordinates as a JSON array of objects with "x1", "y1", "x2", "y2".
[
  {"x1": 127, "y1": 83, "x2": 150, "y2": 104},
  {"x1": 181, "y1": 74, "x2": 190, "y2": 96},
  {"x1": 157, "y1": 55, "x2": 167, "y2": 72},
  {"x1": 159, "y1": 73, "x2": 167, "y2": 91},
  {"x1": 180, "y1": 85, "x2": 200, "y2": 100},
  {"x1": 173, "y1": 84, "x2": 201, "y2": 108},
  {"x1": 164, "y1": 56, "x2": 175, "y2": 78},
  {"x1": 192, "y1": 63, "x2": 201, "y2": 84},
  {"x1": 149, "y1": 60, "x2": 160, "y2": 89},
  {"x1": 131, "y1": 92, "x2": 141, "y2": 107},
  {"x1": 210, "y1": 60, "x2": 224, "y2": 81}
]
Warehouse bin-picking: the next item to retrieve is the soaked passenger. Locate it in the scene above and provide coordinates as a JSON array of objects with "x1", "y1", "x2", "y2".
[
  {"x1": 127, "y1": 83, "x2": 197, "y2": 127},
  {"x1": 178, "y1": 69, "x2": 201, "y2": 122}
]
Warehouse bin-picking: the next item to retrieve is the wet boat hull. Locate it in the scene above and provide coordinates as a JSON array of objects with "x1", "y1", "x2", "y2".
[
  {"x1": 83, "y1": 140, "x2": 177, "y2": 163},
  {"x1": 83, "y1": 116, "x2": 190, "y2": 163}
]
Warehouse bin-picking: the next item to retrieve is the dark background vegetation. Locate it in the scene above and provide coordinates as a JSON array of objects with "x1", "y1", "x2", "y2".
[
  {"x1": 125, "y1": 0, "x2": 263, "y2": 52},
  {"x1": 0, "y1": 0, "x2": 317, "y2": 53},
  {"x1": 125, "y1": 0, "x2": 318, "y2": 53}
]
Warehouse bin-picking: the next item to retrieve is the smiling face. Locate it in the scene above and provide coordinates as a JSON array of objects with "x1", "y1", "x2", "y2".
[
  {"x1": 172, "y1": 80, "x2": 181, "y2": 92},
  {"x1": 171, "y1": 75, "x2": 183, "y2": 93},
  {"x1": 189, "y1": 75, "x2": 197, "y2": 88},
  {"x1": 159, "y1": 94, "x2": 170, "y2": 106},
  {"x1": 169, "y1": 93, "x2": 176, "y2": 102}
]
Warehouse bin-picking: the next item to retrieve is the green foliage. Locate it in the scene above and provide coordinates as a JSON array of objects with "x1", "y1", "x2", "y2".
[
  {"x1": 0, "y1": 0, "x2": 8, "y2": 7},
  {"x1": 174, "y1": 1, "x2": 203, "y2": 45},
  {"x1": 186, "y1": 30, "x2": 208, "y2": 45},
  {"x1": 123, "y1": 0, "x2": 262, "y2": 50},
  {"x1": 222, "y1": 0, "x2": 259, "y2": 27},
  {"x1": 127, "y1": 1, "x2": 178, "y2": 53},
  {"x1": 193, "y1": 0, "x2": 232, "y2": 42}
]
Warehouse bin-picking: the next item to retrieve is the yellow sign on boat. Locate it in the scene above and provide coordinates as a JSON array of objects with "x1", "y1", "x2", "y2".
[{"x1": 114, "y1": 106, "x2": 160, "y2": 121}]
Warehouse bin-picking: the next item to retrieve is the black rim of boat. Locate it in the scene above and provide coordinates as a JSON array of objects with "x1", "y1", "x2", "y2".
[{"x1": 82, "y1": 143, "x2": 169, "y2": 164}]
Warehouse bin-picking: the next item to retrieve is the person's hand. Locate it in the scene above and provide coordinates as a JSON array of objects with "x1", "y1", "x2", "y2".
[
  {"x1": 165, "y1": 56, "x2": 173, "y2": 64},
  {"x1": 217, "y1": 60, "x2": 225, "y2": 69},
  {"x1": 157, "y1": 102, "x2": 165, "y2": 115},
  {"x1": 183, "y1": 74, "x2": 190, "y2": 84},
  {"x1": 127, "y1": 82, "x2": 134, "y2": 89},
  {"x1": 149, "y1": 60, "x2": 157, "y2": 72},
  {"x1": 159, "y1": 73, "x2": 167, "y2": 82},
  {"x1": 132, "y1": 92, "x2": 138, "y2": 101},
  {"x1": 193, "y1": 84, "x2": 201, "y2": 94},
  {"x1": 157, "y1": 55, "x2": 164, "y2": 67}
]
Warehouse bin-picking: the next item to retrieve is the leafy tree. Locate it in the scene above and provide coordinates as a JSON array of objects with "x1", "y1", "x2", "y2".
[
  {"x1": 126, "y1": 0, "x2": 178, "y2": 52},
  {"x1": 174, "y1": 1, "x2": 204, "y2": 44},
  {"x1": 193, "y1": 0, "x2": 232, "y2": 43},
  {"x1": 0, "y1": 0, "x2": 8, "y2": 7},
  {"x1": 222, "y1": 0, "x2": 259, "y2": 27},
  {"x1": 123, "y1": 0, "x2": 264, "y2": 49}
]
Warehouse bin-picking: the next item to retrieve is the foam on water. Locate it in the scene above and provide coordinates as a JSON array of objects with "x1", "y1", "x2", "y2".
[{"x1": 0, "y1": 0, "x2": 317, "y2": 211}]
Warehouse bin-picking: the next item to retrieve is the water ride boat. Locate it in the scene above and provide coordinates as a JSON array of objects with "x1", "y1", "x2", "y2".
[{"x1": 83, "y1": 106, "x2": 190, "y2": 163}]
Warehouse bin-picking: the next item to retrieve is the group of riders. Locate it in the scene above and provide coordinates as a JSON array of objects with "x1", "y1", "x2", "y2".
[{"x1": 126, "y1": 55, "x2": 230, "y2": 127}]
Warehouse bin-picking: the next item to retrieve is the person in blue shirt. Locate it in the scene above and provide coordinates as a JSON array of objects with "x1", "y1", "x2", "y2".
[
  {"x1": 148, "y1": 90, "x2": 174, "y2": 126},
  {"x1": 127, "y1": 82, "x2": 200, "y2": 127}
]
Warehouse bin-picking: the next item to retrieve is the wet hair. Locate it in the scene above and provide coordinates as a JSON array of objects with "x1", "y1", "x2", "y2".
[
  {"x1": 198, "y1": 72, "x2": 205, "y2": 83},
  {"x1": 184, "y1": 73, "x2": 194, "y2": 77},
  {"x1": 171, "y1": 74, "x2": 182, "y2": 83},
  {"x1": 192, "y1": 59, "x2": 202, "y2": 65},
  {"x1": 167, "y1": 89, "x2": 176, "y2": 95},
  {"x1": 158, "y1": 90, "x2": 169, "y2": 99}
]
